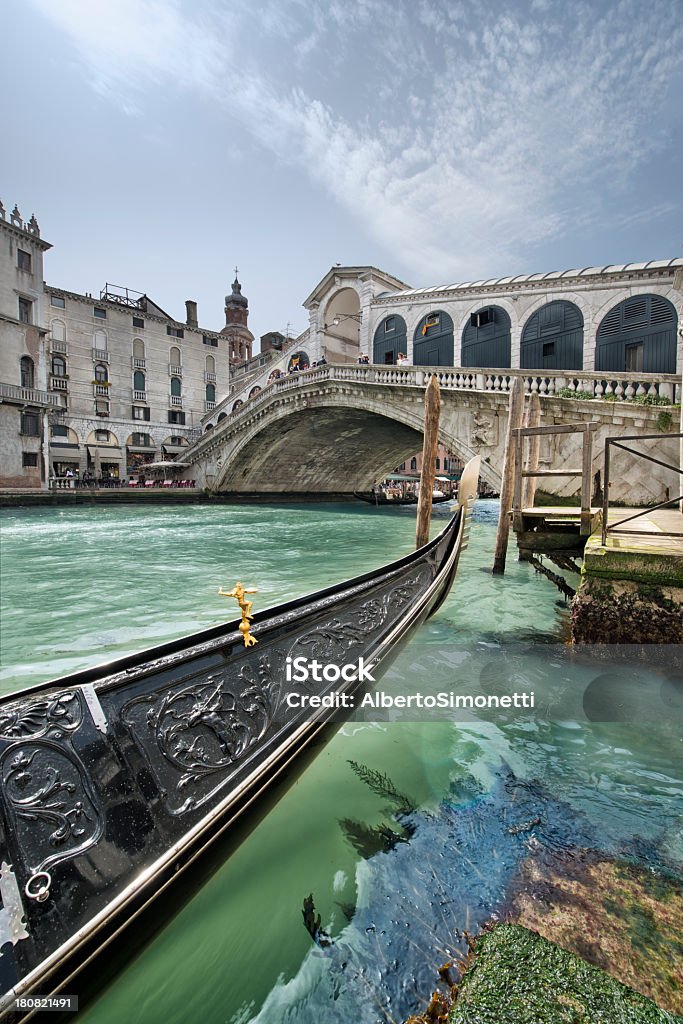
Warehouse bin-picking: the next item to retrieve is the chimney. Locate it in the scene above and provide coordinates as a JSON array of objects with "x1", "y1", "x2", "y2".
[{"x1": 185, "y1": 299, "x2": 198, "y2": 327}]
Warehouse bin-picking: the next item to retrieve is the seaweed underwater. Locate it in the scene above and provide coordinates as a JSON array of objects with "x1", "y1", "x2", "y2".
[{"x1": 285, "y1": 761, "x2": 683, "y2": 1024}]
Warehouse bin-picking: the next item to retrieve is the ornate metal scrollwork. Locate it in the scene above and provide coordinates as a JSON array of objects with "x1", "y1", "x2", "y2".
[
  {"x1": 0, "y1": 691, "x2": 82, "y2": 741},
  {"x1": 0, "y1": 740, "x2": 104, "y2": 878},
  {"x1": 288, "y1": 570, "x2": 431, "y2": 664}
]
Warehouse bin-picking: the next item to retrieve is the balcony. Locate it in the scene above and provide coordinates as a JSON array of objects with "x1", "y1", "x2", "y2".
[
  {"x1": 51, "y1": 338, "x2": 68, "y2": 354},
  {"x1": 133, "y1": 389, "x2": 147, "y2": 402},
  {"x1": 205, "y1": 372, "x2": 217, "y2": 383},
  {"x1": 205, "y1": 400, "x2": 216, "y2": 411},
  {"x1": 170, "y1": 395, "x2": 183, "y2": 407},
  {"x1": 0, "y1": 382, "x2": 54, "y2": 406},
  {"x1": 132, "y1": 357, "x2": 146, "y2": 369},
  {"x1": 169, "y1": 364, "x2": 182, "y2": 375},
  {"x1": 93, "y1": 384, "x2": 110, "y2": 398},
  {"x1": 92, "y1": 348, "x2": 109, "y2": 362},
  {"x1": 50, "y1": 377, "x2": 68, "y2": 392}
]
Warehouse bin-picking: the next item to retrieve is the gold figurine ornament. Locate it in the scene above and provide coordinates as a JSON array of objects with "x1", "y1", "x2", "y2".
[{"x1": 218, "y1": 581, "x2": 259, "y2": 647}]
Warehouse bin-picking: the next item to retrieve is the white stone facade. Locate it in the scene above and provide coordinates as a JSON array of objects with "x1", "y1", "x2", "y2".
[{"x1": 0, "y1": 199, "x2": 239, "y2": 488}]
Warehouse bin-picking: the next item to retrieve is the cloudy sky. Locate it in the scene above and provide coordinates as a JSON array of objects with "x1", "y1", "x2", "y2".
[{"x1": 3, "y1": 0, "x2": 682, "y2": 343}]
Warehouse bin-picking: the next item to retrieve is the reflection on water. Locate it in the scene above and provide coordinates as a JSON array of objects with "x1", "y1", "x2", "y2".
[{"x1": 1, "y1": 501, "x2": 680, "y2": 1021}]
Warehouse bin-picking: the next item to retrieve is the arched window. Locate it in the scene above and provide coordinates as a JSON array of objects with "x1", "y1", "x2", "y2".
[
  {"x1": 521, "y1": 301, "x2": 583, "y2": 370},
  {"x1": 133, "y1": 338, "x2": 145, "y2": 360},
  {"x1": 206, "y1": 354, "x2": 215, "y2": 374},
  {"x1": 94, "y1": 363, "x2": 108, "y2": 383},
  {"x1": 373, "y1": 315, "x2": 407, "y2": 365},
  {"x1": 413, "y1": 311, "x2": 454, "y2": 366},
  {"x1": 206, "y1": 383, "x2": 216, "y2": 402},
  {"x1": 170, "y1": 346, "x2": 181, "y2": 366},
  {"x1": 170, "y1": 376, "x2": 182, "y2": 397},
  {"x1": 133, "y1": 370, "x2": 146, "y2": 391},
  {"x1": 20, "y1": 356, "x2": 34, "y2": 388},
  {"x1": 596, "y1": 294, "x2": 677, "y2": 374},
  {"x1": 51, "y1": 355, "x2": 67, "y2": 377},
  {"x1": 461, "y1": 306, "x2": 511, "y2": 367},
  {"x1": 217, "y1": 412, "x2": 227, "y2": 422},
  {"x1": 51, "y1": 319, "x2": 66, "y2": 342}
]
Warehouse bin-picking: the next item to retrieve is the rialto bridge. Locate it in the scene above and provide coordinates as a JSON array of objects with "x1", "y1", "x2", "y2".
[{"x1": 184, "y1": 364, "x2": 681, "y2": 505}]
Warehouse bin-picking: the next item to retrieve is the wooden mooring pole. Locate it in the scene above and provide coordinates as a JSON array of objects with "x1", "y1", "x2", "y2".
[
  {"x1": 492, "y1": 376, "x2": 526, "y2": 574},
  {"x1": 416, "y1": 375, "x2": 441, "y2": 549}
]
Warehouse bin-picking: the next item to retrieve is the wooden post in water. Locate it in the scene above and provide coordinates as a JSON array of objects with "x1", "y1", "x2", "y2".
[
  {"x1": 522, "y1": 392, "x2": 541, "y2": 510},
  {"x1": 416, "y1": 374, "x2": 441, "y2": 549},
  {"x1": 492, "y1": 376, "x2": 526, "y2": 574}
]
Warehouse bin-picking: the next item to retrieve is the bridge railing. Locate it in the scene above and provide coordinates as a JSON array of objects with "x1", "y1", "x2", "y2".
[{"x1": 184, "y1": 363, "x2": 680, "y2": 465}]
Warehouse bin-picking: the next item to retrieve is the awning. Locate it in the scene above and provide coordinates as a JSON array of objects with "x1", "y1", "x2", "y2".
[
  {"x1": 127, "y1": 446, "x2": 158, "y2": 454},
  {"x1": 146, "y1": 460, "x2": 189, "y2": 469},
  {"x1": 49, "y1": 442, "x2": 80, "y2": 449},
  {"x1": 87, "y1": 445, "x2": 123, "y2": 455},
  {"x1": 385, "y1": 473, "x2": 420, "y2": 481},
  {"x1": 162, "y1": 444, "x2": 189, "y2": 455}
]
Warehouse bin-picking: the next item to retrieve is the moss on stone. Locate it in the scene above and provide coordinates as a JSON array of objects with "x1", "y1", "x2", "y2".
[{"x1": 447, "y1": 924, "x2": 682, "y2": 1023}]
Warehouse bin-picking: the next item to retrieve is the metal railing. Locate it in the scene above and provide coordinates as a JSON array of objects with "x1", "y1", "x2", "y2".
[{"x1": 602, "y1": 433, "x2": 683, "y2": 543}]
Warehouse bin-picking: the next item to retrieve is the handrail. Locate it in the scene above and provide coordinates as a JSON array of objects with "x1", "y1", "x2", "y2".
[{"x1": 601, "y1": 433, "x2": 683, "y2": 543}]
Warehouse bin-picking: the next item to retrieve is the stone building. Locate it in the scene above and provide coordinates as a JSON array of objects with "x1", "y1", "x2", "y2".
[
  {"x1": 0, "y1": 199, "x2": 248, "y2": 488},
  {"x1": 0, "y1": 203, "x2": 54, "y2": 488}
]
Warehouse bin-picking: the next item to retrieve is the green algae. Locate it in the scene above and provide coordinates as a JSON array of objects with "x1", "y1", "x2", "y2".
[{"x1": 447, "y1": 924, "x2": 683, "y2": 1024}]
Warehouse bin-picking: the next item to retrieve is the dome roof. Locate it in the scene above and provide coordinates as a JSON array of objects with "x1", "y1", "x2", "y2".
[{"x1": 225, "y1": 276, "x2": 248, "y2": 309}]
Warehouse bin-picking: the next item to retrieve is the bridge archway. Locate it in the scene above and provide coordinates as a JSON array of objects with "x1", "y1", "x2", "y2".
[
  {"x1": 413, "y1": 311, "x2": 454, "y2": 366},
  {"x1": 322, "y1": 287, "x2": 362, "y2": 362},
  {"x1": 521, "y1": 300, "x2": 584, "y2": 370},
  {"x1": 596, "y1": 294, "x2": 677, "y2": 373},
  {"x1": 461, "y1": 305, "x2": 511, "y2": 367},
  {"x1": 373, "y1": 314, "x2": 407, "y2": 365}
]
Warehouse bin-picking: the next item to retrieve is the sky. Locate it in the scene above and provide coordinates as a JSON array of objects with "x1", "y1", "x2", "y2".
[{"x1": 2, "y1": 0, "x2": 682, "y2": 347}]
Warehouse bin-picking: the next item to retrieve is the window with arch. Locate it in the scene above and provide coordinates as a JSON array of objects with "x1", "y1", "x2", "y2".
[
  {"x1": 51, "y1": 319, "x2": 66, "y2": 342},
  {"x1": 170, "y1": 346, "x2": 181, "y2": 366},
  {"x1": 133, "y1": 370, "x2": 146, "y2": 392},
  {"x1": 20, "y1": 356, "x2": 35, "y2": 388},
  {"x1": 170, "y1": 376, "x2": 182, "y2": 397},
  {"x1": 133, "y1": 338, "x2": 145, "y2": 360},
  {"x1": 51, "y1": 355, "x2": 67, "y2": 377},
  {"x1": 94, "y1": 363, "x2": 108, "y2": 383},
  {"x1": 206, "y1": 383, "x2": 216, "y2": 402},
  {"x1": 206, "y1": 354, "x2": 215, "y2": 374}
]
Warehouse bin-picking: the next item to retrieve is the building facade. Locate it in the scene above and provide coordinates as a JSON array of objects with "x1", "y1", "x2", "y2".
[
  {"x1": 301, "y1": 262, "x2": 683, "y2": 375},
  {"x1": 0, "y1": 199, "x2": 249, "y2": 488}
]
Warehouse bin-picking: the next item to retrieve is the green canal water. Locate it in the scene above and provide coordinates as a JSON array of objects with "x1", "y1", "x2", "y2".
[{"x1": 0, "y1": 502, "x2": 681, "y2": 1023}]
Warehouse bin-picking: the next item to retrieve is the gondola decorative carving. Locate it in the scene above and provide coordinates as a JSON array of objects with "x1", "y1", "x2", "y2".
[
  {"x1": 1, "y1": 740, "x2": 104, "y2": 884},
  {"x1": 0, "y1": 691, "x2": 82, "y2": 741}
]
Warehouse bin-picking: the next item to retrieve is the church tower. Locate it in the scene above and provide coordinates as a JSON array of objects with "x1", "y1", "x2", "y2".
[{"x1": 221, "y1": 270, "x2": 254, "y2": 366}]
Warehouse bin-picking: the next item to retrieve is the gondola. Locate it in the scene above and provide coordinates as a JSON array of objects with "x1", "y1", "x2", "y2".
[
  {"x1": 0, "y1": 456, "x2": 480, "y2": 1021},
  {"x1": 353, "y1": 491, "x2": 451, "y2": 506}
]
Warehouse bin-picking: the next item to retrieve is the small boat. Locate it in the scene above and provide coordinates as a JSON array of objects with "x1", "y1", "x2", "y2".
[
  {"x1": 0, "y1": 457, "x2": 479, "y2": 1019},
  {"x1": 353, "y1": 491, "x2": 451, "y2": 506}
]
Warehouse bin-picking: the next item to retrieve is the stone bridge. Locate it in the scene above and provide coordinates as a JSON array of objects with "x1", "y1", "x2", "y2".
[{"x1": 185, "y1": 364, "x2": 681, "y2": 504}]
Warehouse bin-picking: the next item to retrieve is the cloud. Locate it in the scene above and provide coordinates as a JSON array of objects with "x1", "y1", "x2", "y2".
[{"x1": 29, "y1": 0, "x2": 683, "y2": 282}]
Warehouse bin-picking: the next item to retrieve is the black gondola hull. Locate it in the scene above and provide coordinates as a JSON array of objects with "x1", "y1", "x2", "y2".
[{"x1": 0, "y1": 460, "x2": 479, "y2": 1020}]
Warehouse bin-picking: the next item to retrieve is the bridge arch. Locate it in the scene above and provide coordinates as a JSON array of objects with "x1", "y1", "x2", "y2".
[
  {"x1": 521, "y1": 300, "x2": 584, "y2": 370},
  {"x1": 322, "y1": 287, "x2": 362, "y2": 362},
  {"x1": 596, "y1": 293, "x2": 677, "y2": 373},
  {"x1": 413, "y1": 311, "x2": 454, "y2": 366},
  {"x1": 461, "y1": 305, "x2": 511, "y2": 367},
  {"x1": 373, "y1": 314, "x2": 407, "y2": 365},
  {"x1": 210, "y1": 387, "x2": 492, "y2": 494}
]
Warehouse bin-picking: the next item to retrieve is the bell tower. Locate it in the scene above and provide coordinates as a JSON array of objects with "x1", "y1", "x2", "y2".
[{"x1": 221, "y1": 268, "x2": 254, "y2": 365}]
